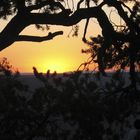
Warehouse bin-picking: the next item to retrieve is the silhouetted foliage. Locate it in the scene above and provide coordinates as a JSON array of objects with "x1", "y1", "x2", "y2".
[
  {"x1": 29, "y1": 68, "x2": 140, "y2": 140},
  {"x1": 0, "y1": 0, "x2": 140, "y2": 87},
  {"x1": 0, "y1": 58, "x2": 140, "y2": 139},
  {"x1": 79, "y1": 0, "x2": 140, "y2": 87}
]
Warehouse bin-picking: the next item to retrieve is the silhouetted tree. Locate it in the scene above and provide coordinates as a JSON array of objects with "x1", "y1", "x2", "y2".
[{"x1": 80, "y1": 0, "x2": 140, "y2": 88}]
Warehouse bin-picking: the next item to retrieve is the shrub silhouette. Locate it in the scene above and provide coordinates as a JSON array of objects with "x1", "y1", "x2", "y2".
[{"x1": 0, "y1": 61, "x2": 140, "y2": 140}]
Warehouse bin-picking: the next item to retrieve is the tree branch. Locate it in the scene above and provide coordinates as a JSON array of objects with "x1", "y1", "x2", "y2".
[
  {"x1": 77, "y1": 0, "x2": 84, "y2": 10},
  {"x1": 16, "y1": 31, "x2": 63, "y2": 42},
  {"x1": 83, "y1": 0, "x2": 90, "y2": 41},
  {"x1": 0, "y1": 1, "x2": 137, "y2": 51}
]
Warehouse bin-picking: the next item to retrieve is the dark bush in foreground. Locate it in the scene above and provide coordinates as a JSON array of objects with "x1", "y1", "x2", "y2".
[{"x1": 0, "y1": 62, "x2": 140, "y2": 140}]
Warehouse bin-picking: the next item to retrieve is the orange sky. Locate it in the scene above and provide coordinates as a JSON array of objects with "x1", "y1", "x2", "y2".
[
  {"x1": 0, "y1": 19, "x2": 101, "y2": 73},
  {"x1": 0, "y1": 2, "x2": 133, "y2": 73}
]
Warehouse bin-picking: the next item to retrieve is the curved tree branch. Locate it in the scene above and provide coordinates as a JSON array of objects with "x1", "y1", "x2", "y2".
[
  {"x1": 83, "y1": 0, "x2": 90, "y2": 41},
  {"x1": 0, "y1": 3, "x2": 113, "y2": 51},
  {"x1": 16, "y1": 31, "x2": 63, "y2": 42},
  {"x1": 77, "y1": 0, "x2": 84, "y2": 10},
  {"x1": 0, "y1": 1, "x2": 139, "y2": 52}
]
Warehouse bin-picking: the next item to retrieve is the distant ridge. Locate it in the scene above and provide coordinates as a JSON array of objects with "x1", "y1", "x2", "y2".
[
  {"x1": 20, "y1": 73, "x2": 34, "y2": 75},
  {"x1": 20, "y1": 71, "x2": 132, "y2": 76}
]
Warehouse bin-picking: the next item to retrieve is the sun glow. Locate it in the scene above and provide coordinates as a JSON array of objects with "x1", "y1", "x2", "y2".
[{"x1": 34, "y1": 59, "x2": 72, "y2": 73}]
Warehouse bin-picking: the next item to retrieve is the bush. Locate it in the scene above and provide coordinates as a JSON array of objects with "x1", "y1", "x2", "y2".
[{"x1": 0, "y1": 61, "x2": 140, "y2": 140}]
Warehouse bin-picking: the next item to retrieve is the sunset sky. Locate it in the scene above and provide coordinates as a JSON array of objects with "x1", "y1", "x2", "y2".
[
  {"x1": 0, "y1": 2, "x2": 133, "y2": 73},
  {"x1": 0, "y1": 18, "x2": 101, "y2": 73}
]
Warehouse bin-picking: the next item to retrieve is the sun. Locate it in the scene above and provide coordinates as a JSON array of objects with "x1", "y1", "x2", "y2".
[
  {"x1": 36, "y1": 59, "x2": 71, "y2": 73},
  {"x1": 46, "y1": 63, "x2": 65, "y2": 73}
]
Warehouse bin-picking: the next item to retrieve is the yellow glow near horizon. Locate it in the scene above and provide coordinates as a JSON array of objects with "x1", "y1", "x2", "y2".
[{"x1": 36, "y1": 59, "x2": 71, "y2": 73}]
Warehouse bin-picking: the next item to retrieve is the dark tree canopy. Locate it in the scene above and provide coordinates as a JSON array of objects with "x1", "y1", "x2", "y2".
[{"x1": 0, "y1": 0, "x2": 140, "y2": 86}]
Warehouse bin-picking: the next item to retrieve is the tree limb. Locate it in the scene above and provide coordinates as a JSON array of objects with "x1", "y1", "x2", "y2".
[
  {"x1": 83, "y1": 0, "x2": 90, "y2": 41},
  {"x1": 16, "y1": 31, "x2": 63, "y2": 42},
  {"x1": 77, "y1": 0, "x2": 84, "y2": 10},
  {"x1": 0, "y1": 1, "x2": 137, "y2": 51}
]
